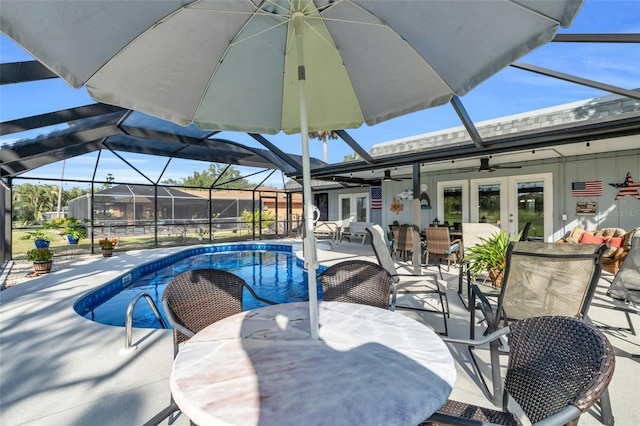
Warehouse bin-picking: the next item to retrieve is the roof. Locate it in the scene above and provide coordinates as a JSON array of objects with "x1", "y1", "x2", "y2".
[{"x1": 0, "y1": 103, "x2": 325, "y2": 179}]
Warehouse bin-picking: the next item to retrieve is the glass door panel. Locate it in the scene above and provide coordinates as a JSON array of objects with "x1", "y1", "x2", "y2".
[
  {"x1": 477, "y1": 183, "x2": 502, "y2": 225},
  {"x1": 437, "y1": 180, "x2": 469, "y2": 226},
  {"x1": 510, "y1": 175, "x2": 551, "y2": 240}
]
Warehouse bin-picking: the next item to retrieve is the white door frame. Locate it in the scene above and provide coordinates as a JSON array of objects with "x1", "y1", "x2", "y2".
[
  {"x1": 470, "y1": 173, "x2": 553, "y2": 241},
  {"x1": 436, "y1": 180, "x2": 469, "y2": 224},
  {"x1": 339, "y1": 192, "x2": 369, "y2": 222}
]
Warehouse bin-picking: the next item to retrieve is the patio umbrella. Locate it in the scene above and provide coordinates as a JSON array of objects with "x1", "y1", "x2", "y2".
[{"x1": 1, "y1": 0, "x2": 583, "y2": 338}]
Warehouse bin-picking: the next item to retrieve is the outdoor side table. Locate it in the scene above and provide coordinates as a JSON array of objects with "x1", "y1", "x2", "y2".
[{"x1": 170, "y1": 301, "x2": 456, "y2": 426}]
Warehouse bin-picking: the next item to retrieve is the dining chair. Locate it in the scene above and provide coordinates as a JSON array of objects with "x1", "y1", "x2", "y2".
[
  {"x1": 318, "y1": 259, "x2": 396, "y2": 310},
  {"x1": 423, "y1": 316, "x2": 615, "y2": 426},
  {"x1": 392, "y1": 225, "x2": 419, "y2": 262},
  {"x1": 469, "y1": 241, "x2": 608, "y2": 409},
  {"x1": 145, "y1": 268, "x2": 276, "y2": 426},
  {"x1": 366, "y1": 225, "x2": 448, "y2": 335},
  {"x1": 423, "y1": 227, "x2": 461, "y2": 273}
]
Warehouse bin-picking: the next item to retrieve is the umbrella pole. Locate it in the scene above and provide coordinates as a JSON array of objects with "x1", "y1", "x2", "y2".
[{"x1": 294, "y1": 11, "x2": 319, "y2": 340}]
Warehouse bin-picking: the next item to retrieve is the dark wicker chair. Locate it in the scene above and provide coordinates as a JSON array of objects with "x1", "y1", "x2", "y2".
[
  {"x1": 469, "y1": 242, "x2": 607, "y2": 406},
  {"x1": 367, "y1": 225, "x2": 448, "y2": 335},
  {"x1": 423, "y1": 316, "x2": 615, "y2": 426},
  {"x1": 144, "y1": 269, "x2": 275, "y2": 426},
  {"x1": 318, "y1": 260, "x2": 396, "y2": 310}
]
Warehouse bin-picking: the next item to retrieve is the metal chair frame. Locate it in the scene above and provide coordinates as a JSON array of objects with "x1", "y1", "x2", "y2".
[{"x1": 367, "y1": 225, "x2": 449, "y2": 335}]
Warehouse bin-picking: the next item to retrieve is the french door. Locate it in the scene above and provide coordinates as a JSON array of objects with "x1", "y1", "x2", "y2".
[
  {"x1": 339, "y1": 193, "x2": 369, "y2": 222},
  {"x1": 470, "y1": 173, "x2": 552, "y2": 241}
]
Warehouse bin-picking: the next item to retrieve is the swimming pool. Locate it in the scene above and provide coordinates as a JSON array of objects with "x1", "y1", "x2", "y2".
[{"x1": 75, "y1": 243, "x2": 323, "y2": 328}]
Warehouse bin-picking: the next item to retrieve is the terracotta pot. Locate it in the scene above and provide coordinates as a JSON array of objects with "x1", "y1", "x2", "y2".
[
  {"x1": 33, "y1": 260, "x2": 53, "y2": 274},
  {"x1": 102, "y1": 248, "x2": 114, "y2": 257}
]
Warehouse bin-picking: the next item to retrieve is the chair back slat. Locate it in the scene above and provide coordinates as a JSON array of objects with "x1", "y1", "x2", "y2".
[{"x1": 499, "y1": 242, "x2": 607, "y2": 322}]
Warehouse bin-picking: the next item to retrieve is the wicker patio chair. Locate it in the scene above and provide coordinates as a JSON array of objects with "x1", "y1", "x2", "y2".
[
  {"x1": 318, "y1": 259, "x2": 396, "y2": 310},
  {"x1": 423, "y1": 226, "x2": 461, "y2": 273},
  {"x1": 423, "y1": 316, "x2": 615, "y2": 426},
  {"x1": 145, "y1": 268, "x2": 275, "y2": 426},
  {"x1": 469, "y1": 241, "x2": 609, "y2": 416},
  {"x1": 366, "y1": 225, "x2": 448, "y2": 334}
]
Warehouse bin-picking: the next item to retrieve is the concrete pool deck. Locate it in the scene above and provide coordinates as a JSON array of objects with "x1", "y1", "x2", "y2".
[{"x1": 1, "y1": 240, "x2": 639, "y2": 425}]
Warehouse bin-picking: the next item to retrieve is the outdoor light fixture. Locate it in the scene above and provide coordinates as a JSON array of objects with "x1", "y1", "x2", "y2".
[
  {"x1": 586, "y1": 142, "x2": 591, "y2": 150},
  {"x1": 383, "y1": 170, "x2": 392, "y2": 181}
]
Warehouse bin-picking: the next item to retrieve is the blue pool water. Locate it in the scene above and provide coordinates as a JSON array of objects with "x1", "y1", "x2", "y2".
[{"x1": 76, "y1": 244, "x2": 320, "y2": 328}]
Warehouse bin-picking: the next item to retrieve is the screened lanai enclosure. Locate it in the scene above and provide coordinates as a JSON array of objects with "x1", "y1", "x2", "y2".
[{"x1": 69, "y1": 184, "x2": 284, "y2": 240}]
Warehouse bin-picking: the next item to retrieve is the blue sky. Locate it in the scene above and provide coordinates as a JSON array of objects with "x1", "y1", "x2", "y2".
[{"x1": 1, "y1": 0, "x2": 639, "y2": 188}]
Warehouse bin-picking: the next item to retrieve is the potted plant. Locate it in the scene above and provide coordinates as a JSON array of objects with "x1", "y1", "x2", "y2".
[
  {"x1": 196, "y1": 227, "x2": 208, "y2": 241},
  {"x1": 465, "y1": 229, "x2": 518, "y2": 288},
  {"x1": 98, "y1": 237, "x2": 118, "y2": 257},
  {"x1": 62, "y1": 217, "x2": 87, "y2": 244},
  {"x1": 26, "y1": 247, "x2": 54, "y2": 274},
  {"x1": 20, "y1": 229, "x2": 51, "y2": 249}
]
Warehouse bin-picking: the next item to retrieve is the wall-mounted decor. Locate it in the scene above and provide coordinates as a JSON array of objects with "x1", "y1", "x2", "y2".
[
  {"x1": 390, "y1": 196, "x2": 403, "y2": 214},
  {"x1": 370, "y1": 186, "x2": 382, "y2": 210},
  {"x1": 571, "y1": 181, "x2": 602, "y2": 197},
  {"x1": 609, "y1": 173, "x2": 640, "y2": 200},
  {"x1": 576, "y1": 201, "x2": 597, "y2": 216},
  {"x1": 419, "y1": 183, "x2": 431, "y2": 210}
]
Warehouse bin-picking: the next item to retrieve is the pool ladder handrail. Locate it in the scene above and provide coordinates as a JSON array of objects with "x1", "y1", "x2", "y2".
[{"x1": 120, "y1": 292, "x2": 167, "y2": 354}]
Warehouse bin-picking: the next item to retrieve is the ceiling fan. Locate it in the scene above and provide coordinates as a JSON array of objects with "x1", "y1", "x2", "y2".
[
  {"x1": 472, "y1": 157, "x2": 522, "y2": 173},
  {"x1": 382, "y1": 170, "x2": 411, "y2": 182}
]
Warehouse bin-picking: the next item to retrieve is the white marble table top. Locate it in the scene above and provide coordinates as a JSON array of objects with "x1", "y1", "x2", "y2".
[{"x1": 170, "y1": 301, "x2": 456, "y2": 426}]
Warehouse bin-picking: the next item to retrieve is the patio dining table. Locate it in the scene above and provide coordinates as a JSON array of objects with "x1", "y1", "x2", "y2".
[{"x1": 170, "y1": 301, "x2": 456, "y2": 426}]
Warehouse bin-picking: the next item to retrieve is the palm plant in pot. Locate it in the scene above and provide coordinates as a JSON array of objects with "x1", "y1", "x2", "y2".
[
  {"x1": 62, "y1": 217, "x2": 87, "y2": 244},
  {"x1": 20, "y1": 229, "x2": 51, "y2": 249},
  {"x1": 464, "y1": 229, "x2": 519, "y2": 288},
  {"x1": 26, "y1": 247, "x2": 54, "y2": 274}
]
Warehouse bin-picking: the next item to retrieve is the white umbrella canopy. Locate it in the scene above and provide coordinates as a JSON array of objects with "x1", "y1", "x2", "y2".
[{"x1": 1, "y1": 0, "x2": 583, "y2": 338}]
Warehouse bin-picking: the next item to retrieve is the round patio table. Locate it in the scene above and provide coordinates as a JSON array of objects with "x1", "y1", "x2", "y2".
[{"x1": 170, "y1": 301, "x2": 456, "y2": 426}]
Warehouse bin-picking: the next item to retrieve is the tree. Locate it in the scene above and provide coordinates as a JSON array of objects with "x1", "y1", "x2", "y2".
[
  {"x1": 343, "y1": 152, "x2": 360, "y2": 162},
  {"x1": 241, "y1": 209, "x2": 275, "y2": 232},
  {"x1": 162, "y1": 164, "x2": 251, "y2": 189},
  {"x1": 309, "y1": 130, "x2": 339, "y2": 163},
  {"x1": 12, "y1": 183, "x2": 58, "y2": 224},
  {"x1": 100, "y1": 173, "x2": 115, "y2": 190},
  {"x1": 12, "y1": 184, "x2": 91, "y2": 225}
]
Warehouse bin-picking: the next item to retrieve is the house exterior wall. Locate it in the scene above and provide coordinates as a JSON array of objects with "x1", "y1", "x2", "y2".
[{"x1": 317, "y1": 147, "x2": 640, "y2": 241}]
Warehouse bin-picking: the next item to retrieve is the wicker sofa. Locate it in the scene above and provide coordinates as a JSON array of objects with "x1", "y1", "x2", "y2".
[{"x1": 557, "y1": 226, "x2": 639, "y2": 275}]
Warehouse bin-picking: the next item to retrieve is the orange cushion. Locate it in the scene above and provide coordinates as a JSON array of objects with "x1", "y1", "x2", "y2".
[
  {"x1": 607, "y1": 236, "x2": 624, "y2": 248},
  {"x1": 579, "y1": 232, "x2": 605, "y2": 244}
]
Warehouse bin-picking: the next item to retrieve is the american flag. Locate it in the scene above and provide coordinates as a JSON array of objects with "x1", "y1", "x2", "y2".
[
  {"x1": 370, "y1": 186, "x2": 382, "y2": 209},
  {"x1": 571, "y1": 181, "x2": 602, "y2": 197}
]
